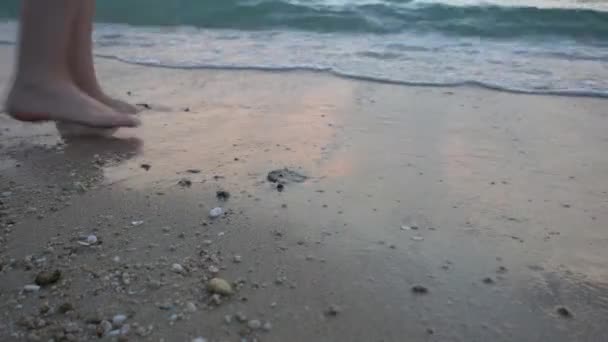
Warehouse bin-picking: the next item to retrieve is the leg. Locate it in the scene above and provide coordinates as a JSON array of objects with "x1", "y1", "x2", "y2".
[
  {"x1": 4, "y1": 0, "x2": 139, "y2": 128},
  {"x1": 69, "y1": 0, "x2": 137, "y2": 114}
]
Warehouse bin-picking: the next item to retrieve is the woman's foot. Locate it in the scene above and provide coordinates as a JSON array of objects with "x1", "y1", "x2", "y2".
[
  {"x1": 5, "y1": 79, "x2": 140, "y2": 128},
  {"x1": 93, "y1": 93, "x2": 139, "y2": 114}
]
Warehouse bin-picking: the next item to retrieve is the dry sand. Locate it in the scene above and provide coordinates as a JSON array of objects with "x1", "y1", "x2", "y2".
[{"x1": 1, "y1": 45, "x2": 608, "y2": 341}]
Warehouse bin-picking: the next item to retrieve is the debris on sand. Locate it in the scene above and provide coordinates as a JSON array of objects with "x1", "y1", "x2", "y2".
[
  {"x1": 556, "y1": 306, "x2": 573, "y2": 318},
  {"x1": 35, "y1": 270, "x2": 61, "y2": 286},
  {"x1": 207, "y1": 278, "x2": 234, "y2": 296},
  {"x1": 482, "y1": 277, "x2": 495, "y2": 284},
  {"x1": 171, "y1": 263, "x2": 185, "y2": 274},
  {"x1": 140, "y1": 164, "x2": 151, "y2": 171},
  {"x1": 267, "y1": 168, "x2": 308, "y2": 184},
  {"x1": 23, "y1": 284, "x2": 40, "y2": 292},
  {"x1": 247, "y1": 320, "x2": 262, "y2": 330},
  {"x1": 131, "y1": 220, "x2": 144, "y2": 226},
  {"x1": 178, "y1": 178, "x2": 192, "y2": 187},
  {"x1": 216, "y1": 190, "x2": 230, "y2": 201},
  {"x1": 325, "y1": 304, "x2": 341, "y2": 316},
  {"x1": 411, "y1": 285, "x2": 429, "y2": 294},
  {"x1": 209, "y1": 207, "x2": 224, "y2": 218},
  {"x1": 187, "y1": 169, "x2": 201, "y2": 174}
]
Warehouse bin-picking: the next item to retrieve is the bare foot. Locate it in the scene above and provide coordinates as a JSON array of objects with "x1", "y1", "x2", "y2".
[
  {"x1": 95, "y1": 94, "x2": 139, "y2": 114},
  {"x1": 5, "y1": 80, "x2": 140, "y2": 128}
]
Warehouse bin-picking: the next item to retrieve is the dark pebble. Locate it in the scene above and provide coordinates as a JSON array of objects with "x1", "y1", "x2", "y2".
[
  {"x1": 277, "y1": 184, "x2": 284, "y2": 192},
  {"x1": 482, "y1": 277, "x2": 495, "y2": 284},
  {"x1": 35, "y1": 270, "x2": 61, "y2": 286},
  {"x1": 140, "y1": 164, "x2": 151, "y2": 171},
  {"x1": 58, "y1": 302, "x2": 74, "y2": 314},
  {"x1": 556, "y1": 306, "x2": 573, "y2": 318},
  {"x1": 411, "y1": 285, "x2": 429, "y2": 294},
  {"x1": 216, "y1": 191, "x2": 230, "y2": 201}
]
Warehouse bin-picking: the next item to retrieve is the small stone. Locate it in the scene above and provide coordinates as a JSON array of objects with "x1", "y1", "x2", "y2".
[
  {"x1": 178, "y1": 178, "x2": 192, "y2": 187},
  {"x1": 482, "y1": 277, "x2": 495, "y2": 284},
  {"x1": 411, "y1": 285, "x2": 429, "y2": 294},
  {"x1": 208, "y1": 265, "x2": 220, "y2": 274},
  {"x1": 140, "y1": 164, "x2": 151, "y2": 171},
  {"x1": 216, "y1": 191, "x2": 230, "y2": 201},
  {"x1": 24, "y1": 284, "x2": 40, "y2": 292},
  {"x1": 210, "y1": 294, "x2": 222, "y2": 305},
  {"x1": 277, "y1": 183, "x2": 284, "y2": 192},
  {"x1": 171, "y1": 263, "x2": 185, "y2": 274},
  {"x1": 207, "y1": 278, "x2": 233, "y2": 296},
  {"x1": 120, "y1": 324, "x2": 130, "y2": 335},
  {"x1": 233, "y1": 255, "x2": 242, "y2": 263},
  {"x1": 247, "y1": 320, "x2": 261, "y2": 330},
  {"x1": 209, "y1": 207, "x2": 224, "y2": 218},
  {"x1": 262, "y1": 322, "x2": 272, "y2": 331},
  {"x1": 192, "y1": 338, "x2": 207, "y2": 342},
  {"x1": 185, "y1": 302, "x2": 197, "y2": 312},
  {"x1": 131, "y1": 220, "x2": 144, "y2": 226},
  {"x1": 389, "y1": 244, "x2": 397, "y2": 249},
  {"x1": 556, "y1": 306, "x2": 573, "y2": 318},
  {"x1": 35, "y1": 270, "x2": 61, "y2": 286},
  {"x1": 86, "y1": 235, "x2": 98, "y2": 245},
  {"x1": 97, "y1": 320, "x2": 112, "y2": 337},
  {"x1": 224, "y1": 315, "x2": 233, "y2": 324},
  {"x1": 411, "y1": 236, "x2": 424, "y2": 241},
  {"x1": 112, "y1": 314, "x2": 127, "y2": 327},
  {"x1": 58, "y1": 302, "x2": 74, "y2": 314},
  {"x1": 235, "y1": 312, "x2": 247, "y2": 323},
  {"x1": 325, "y1": 305, "x2": 341, "y2": 316}
]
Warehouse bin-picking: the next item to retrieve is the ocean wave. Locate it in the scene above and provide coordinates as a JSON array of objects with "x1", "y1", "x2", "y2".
[{"x1": 97, "y1": 53, "x2": 608, "y2": 99}]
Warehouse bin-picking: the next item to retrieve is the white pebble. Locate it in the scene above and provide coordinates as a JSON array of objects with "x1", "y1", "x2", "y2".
[
  {"x1": 247, "y1": 320, "x2": 262, "y2": 330},
  {"x1": 411, "y1": 236, "x2": 424, "y2": 241},
  {"x1": 401, "y1": 225, "x2": 411, "y2": 230},
  {"x1": 112, "y1": 256, "x2": 121, "y2": 263},
  {"x1": 112, "y1": 314, "x2": 127, "y2": 326},
  {"x1": 86, "y1": 235, "x2": 98, "y2": 244},
  {"x1": 209, "y1": 207, "x2": 224, "y2": 218},
  {"x1": 23, "y1": 285, "x2": 40, "y2": 292},
  {"x1": 208, "y1": 265, "x2": 219, "y2": 274},
  {"x1": 171, "y1": 263, "x2": 185, "y2": 274},
  {"x1": 233, "y1": 255, "x2": 242, "y2": 263},
  {"x1": 185, "y1": 302, "x2": 197, "y2": 312},
  {"x1": 131, "y1": 220, "x2": 144, "y2": 226},
  {"x1": 192, "y1": 338, "x2": 207, "y2": 342},
  {"x1": 263, "y1": 322, "x2": 273, "y2": 331}
]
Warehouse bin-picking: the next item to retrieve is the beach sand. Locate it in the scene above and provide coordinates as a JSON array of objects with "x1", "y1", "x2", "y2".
[{"x1": 1, "y1": 44, "x2": 608, "y2": 341}]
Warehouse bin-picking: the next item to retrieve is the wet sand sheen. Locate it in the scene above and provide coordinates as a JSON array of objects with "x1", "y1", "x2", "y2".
[{"x1": 1, "y1": 45, "x2": 608, "y2": 341}]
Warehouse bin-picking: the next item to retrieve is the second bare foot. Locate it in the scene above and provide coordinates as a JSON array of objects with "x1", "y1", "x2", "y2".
[{"x1": 5, "y1": 80, "x2": 140, "y2": 128}]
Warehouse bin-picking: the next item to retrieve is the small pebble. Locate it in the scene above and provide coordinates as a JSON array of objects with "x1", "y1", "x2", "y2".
[
  {"x1": 216, "y1": 191, "x2": 230, "y2": 201},
  {"x1": 411, "y1": 285, "x2": 429, "y2": 294},
  {"x1": 35, "y1": 270, "x2": 61, "y2": 286},
  {"x1": 112, "y1": 314, "x2": 127, "y2": 327},
  {"x1": 178, "y1": 178, "x2": 192, "y2": 187},
  {"x1": 185, "y1": 302, "x2": 197, "y2": 313},
  {"x1": 247, "y1": 320, "x2": 261, "y2": 330},
  {"x1": 209, "y1": 207, "x2": 224, "y2": 218},
  {"x1": 131, "y1": 220, "x2": 144, "y2": 226},
  {"x1": 97, "y1": 320, "x2": 112, "y2": 337},
  {"x1": 24, "y1": 285, "x2": 40, "y2": 292},
  {"x1": 262, "y1": 322, "x2": 273, "y2": 331},
  {"x1": 411, "y1": 236, "x2": 424, "y2": 241},
  {"x1": 207, "y1": 278, "x2": 233, "y2": 296},
  {"x1": 192, "y1": 338, "x2": 207, "y2": 342},
  {"x1": 483, "y1": 277, "x2": 495, "y2": 284},
  {"x1": 233, "y1": 255, "x2": 242, "y2": 263},
  {"x1": 86, "y1": 235, "x2": 98, "y2": 245},
  {"x1": 325, "y1": 304, "x2": 341, "y2": 316},
  {"x1": 208, "y1": 265, "x2": 220, "y2": 274},
  {"x1": 556, "y1": 306, "x2": 573, "y2": 318},
  {"x1": 171, "y1": 263, "x2": 185, "y2": 274},
  {"x1": 235, "y1": 312, "x2": 247, "y2": 322}
]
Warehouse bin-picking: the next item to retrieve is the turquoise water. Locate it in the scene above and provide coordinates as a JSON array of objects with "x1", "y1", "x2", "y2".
[{"x1": 1, "y1": 0, "x2": 607, "y2": 96}]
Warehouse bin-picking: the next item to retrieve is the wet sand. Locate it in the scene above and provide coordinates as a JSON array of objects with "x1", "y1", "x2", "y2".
[{"x1": 1, "y1": 45, "x2": 608, "y2": 341}]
